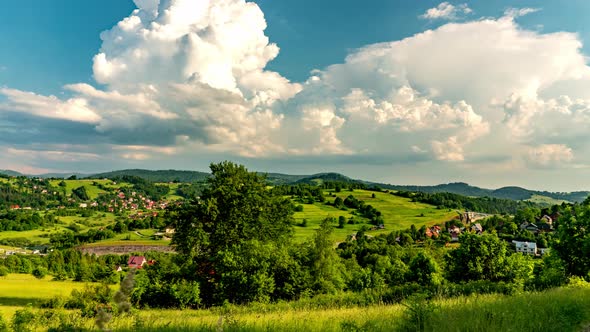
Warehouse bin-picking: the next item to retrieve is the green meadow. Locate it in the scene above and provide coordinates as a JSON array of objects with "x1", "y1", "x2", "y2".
[
  {"x1": 48, "y1": 179, "x2": 110, "y2": 199},
  {"x1": 0, "y1": 274, "x2": 99, "y2": 319},
  {"x1": 527, "y1": 194, "x2": 569, "y2": 206},
  {"x1": 292, "y1": 189, "x2": 458, "y2": 242},
  {"x1": 0, "y1": 212, "x2": 119, "y2": 244}
]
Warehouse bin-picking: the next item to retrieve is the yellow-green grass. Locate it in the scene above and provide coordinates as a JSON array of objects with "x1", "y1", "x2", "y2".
[
  {"x1": 0, "y1": 212, "x2": 117, "y2": 244},
  {"x1": 292, "y1": 203, "x2": 360, "y2": 242},
  {"x1": 57, "y1": 212, "x2": 117, "y2": 227},
  {"x1": 0, "y1": 226, "x2": 71, "y2": 243},
  {"x1": 0, "y1": 274, "x2": 93, "y2": 315},
  {"x1": 49, "y1": 179, "x2": 109, "y2": 199},
  {"x1": 330, "y1": 190, "x2": 457, "y2": 229},
  {"x1": 4, "y1": 284, "x2": 590, "y2": 331},
  {"x1": 527, "y1": 194, "x2": 569, "y2": 206},
  {"x1": 158, "y1": 183, "x2": 185, "y2": 201},
  {"x1": 293, "y1": 189, "x2": 458, "y2": 242}
]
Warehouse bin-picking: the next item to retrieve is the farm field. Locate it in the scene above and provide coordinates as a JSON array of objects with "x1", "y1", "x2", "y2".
[
  {"x1": 0, "y1": 274, "x2": 102, "y2": 319},
  {"x1": 292, "y1": 189, "x2": 458, "y2": 242}
]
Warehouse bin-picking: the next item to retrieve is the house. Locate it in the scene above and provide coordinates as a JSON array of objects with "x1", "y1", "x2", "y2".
[
  {"x1": 425, "y1": 226, "x2": 441, "y2": 238},
  {"x1": 520, "y1": 222, "x2": 539, "y2": 233},
  {"x1": 115, "y1": 265, "x2": 123, "y2": 272},
  {"x1": 127, "y1": 256, "x2": 147, "y2": 269},
  {"x1": 448, "y1": 226, "x2": 461, "y2": 241},
  {"x1": 540, "y1": 215, "x2": 553, "y2": 225},
  {"x1": 471, "y1": 223, "x2": 483, "y2": 234},
  {"x1": 165, "y1": 227, "x2": 175, "y2": 234},
  {"x1": 79, "y1": 203, "x2": 87, "y2": 208},
  {"x1": 513, "y1": 241, "x2": 537, "y2": 255}
]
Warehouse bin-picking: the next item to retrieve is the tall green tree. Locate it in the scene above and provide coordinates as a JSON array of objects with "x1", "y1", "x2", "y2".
[
  {"x1": 446, "y1": 233, "x2": 508, "y2": 282},
  {"x1": 552, "y1": 206, "x2": 590, "y2": 277},
  {"x1": 170, "y1": 161, "x2": 294, "y2": 259}
]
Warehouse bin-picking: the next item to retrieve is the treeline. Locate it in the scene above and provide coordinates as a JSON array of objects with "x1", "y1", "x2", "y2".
[
  {"x1": 0, "y1": 211, "x2": 58, "y2": 231},
  {"x1": 335, "y1": 195, "x2": 383, "y2": 225},
  {"x1": 0, "y1": 181, "x2": 61, "y2": 209},
  {"x1": 394, "y1": 191, "x2": 537, "y2": 214},
  {"x1": 0, "y1": 249, "x2": 150, "y2": 284}
]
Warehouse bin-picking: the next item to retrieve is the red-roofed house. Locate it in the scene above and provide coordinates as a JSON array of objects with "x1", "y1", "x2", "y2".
[{"x1": 127, "y1": 256, "x2": 147, "y2": 269}]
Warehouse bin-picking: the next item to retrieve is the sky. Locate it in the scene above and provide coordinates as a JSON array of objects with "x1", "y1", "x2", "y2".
[{"x1": 1, "y1": 0, "x2": 590, "y2": 191}]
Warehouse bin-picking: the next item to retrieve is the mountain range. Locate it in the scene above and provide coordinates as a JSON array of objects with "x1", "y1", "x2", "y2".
[{"x1": 1, "y1": 168, "x2": 588, "y2": 203}]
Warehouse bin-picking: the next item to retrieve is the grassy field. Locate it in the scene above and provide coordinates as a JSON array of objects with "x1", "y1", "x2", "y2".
[
  {"x1": 293, "y1": 189, "x2": 458, "y2": 242},
  {"x1": 0, "y1": 227, "x2": 69, "y2": 243},
  {"x1": 48, "y1": 179, "x2": 111, "y2": 199},
  {"x1": 0, "y1": 277, "x2": 589, "y2": 331},
  {"x1": 0, "y1": 274, "x2": 99, "y2": 319},
  {"x1": 0, "y1": 212, "x2": 120, "y2": 244},
  {"x1": 527, "y1": 194, "x2": 569, "y2": 206}
]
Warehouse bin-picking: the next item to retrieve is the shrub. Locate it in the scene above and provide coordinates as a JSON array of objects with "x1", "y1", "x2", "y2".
[
  {"x1": 39, "y1": 296, "x2": 66, "y2": 309},
  {"x1": 11, "y1": 307, "x2": 36, "y2": 332},
  {"x1": 32, "y1": 266, "x2": 48, "y2": 279},
  {"x1": 0, "y1": 314, "x2": 7, "y2": 332},
  {"x1": 0, "y1": 266, "x2": 8, "y2": 277}
]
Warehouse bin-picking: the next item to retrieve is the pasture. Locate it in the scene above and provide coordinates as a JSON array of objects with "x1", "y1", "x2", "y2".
[
  {"x1": 0, "y1": 274, "x2": 97, "y2": 319},
  {"x1": 292, "y1": 189, "x2": 458, "y2": 242}
]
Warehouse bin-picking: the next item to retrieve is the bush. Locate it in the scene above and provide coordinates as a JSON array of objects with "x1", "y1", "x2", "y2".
[
  {"x1": 39, "y1": 296, "x2": 66, "y2": 309},
  {"x1": 11, "y1": 307, "x2": 36, "y2": 332},
  {"x1": 0, "y1": 266, "x2": 8, "y2": 277},
  {"x1": 32, "y1": 266, "x2": 48, "y2": 279},
  {"x1": 0, "y1": 314, "x2": 7, "y2": 332}
]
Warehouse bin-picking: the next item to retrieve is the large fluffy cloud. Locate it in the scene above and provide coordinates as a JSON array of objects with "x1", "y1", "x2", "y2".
[{"x1": 1, "y1": 1, "x2": 590, "y2": 185}]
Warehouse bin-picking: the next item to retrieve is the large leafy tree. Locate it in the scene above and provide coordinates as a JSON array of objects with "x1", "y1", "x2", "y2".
[
  {"x1": 446, "y1": 233, "x2": 508, "y2": 282},
  {"x1": 552, "y1": 205, "x2": 590, "y2": 277},
  {"x1": 170, "y1": 161, "x2": 294, "y2": 259},
  {"x1": 169, "y1": 162, "x2": 295, "y2": 304}
]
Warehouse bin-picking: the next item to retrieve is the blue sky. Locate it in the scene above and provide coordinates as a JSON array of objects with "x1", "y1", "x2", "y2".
[{"x1": 1, "y1": 0, "x2": 590, "y2": 190}]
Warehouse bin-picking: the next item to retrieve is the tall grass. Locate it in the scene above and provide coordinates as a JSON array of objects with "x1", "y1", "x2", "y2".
[{"x1": 3, "y1": 284, "x2": 589, "y2": 331}]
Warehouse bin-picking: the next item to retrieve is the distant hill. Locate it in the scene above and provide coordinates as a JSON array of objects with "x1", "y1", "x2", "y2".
[
  {"x1": 294, "y1": 172, "x2": 356, "y2": 185},
  {"x1": 3, "y1": 166, "x2": 588, "y2": 203},
  {"x1": 0, "y1": 170, "x2": 23, "y2": 177},
  {"x1": 385, "y1": 182, "x2": 589, "y2": 203},
  {"x1": 87, "y1": 169, "x2": 310, "y2": 185},
  {"x1": 88, "y1": 169, "x2": 210, "y2": 183}
]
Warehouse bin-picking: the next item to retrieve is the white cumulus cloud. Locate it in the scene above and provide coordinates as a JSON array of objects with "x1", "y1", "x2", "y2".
[{"x1": 420, "y1": 2, "x2": 472, "y2": 20}]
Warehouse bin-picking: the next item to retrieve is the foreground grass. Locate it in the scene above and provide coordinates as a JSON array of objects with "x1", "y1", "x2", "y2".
[{"x1": 2, "y1": 280, "x2": 589, "y2": 331}]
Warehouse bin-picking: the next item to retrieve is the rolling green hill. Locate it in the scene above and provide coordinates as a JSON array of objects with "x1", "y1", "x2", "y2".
[{"x1": 292, "y1": 189, "x2": 458, "y2": 243}]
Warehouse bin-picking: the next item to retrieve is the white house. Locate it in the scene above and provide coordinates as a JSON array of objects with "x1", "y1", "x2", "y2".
[{"x1": 513, "y1": 241, "x2": 537, "y2": 255}]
